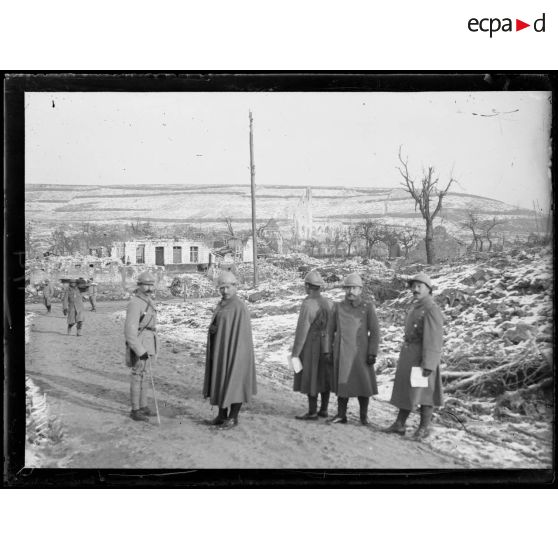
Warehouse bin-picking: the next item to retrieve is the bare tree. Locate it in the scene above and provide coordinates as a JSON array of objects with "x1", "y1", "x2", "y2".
[
  {"x1": 305, "y1": 237, "x2": 320, "y2": 257},
  {"x1": 324, "y1": 225, "x2": 347, "y2": 258},
  {"x1": 461, "y1": 206, "x2": 483, "y2": 251},
  {"x1": 397, "y1": 227, "x2": 420, "y2": 258},
  {"x1": 380, "y1": 225, "x2": 401, "y2": 257},
  {"x1": 397, "y1": 147, "x2": 455, "y2": 264},
  {"x1": 50, "y1": 226, "x2": 80, "y2": 255},
  {"x1": 342, "y1": 223, "x2": 360, "y2": 257},
  {"x1": 223, "y1": 216, "x2": 251, "y2": 243},
  {"x1": 356, "y1": 219, "x2": 385, "y2": 258},
  {"x1": 480, "y1": 216, "x2": 506, "y2": 251}
]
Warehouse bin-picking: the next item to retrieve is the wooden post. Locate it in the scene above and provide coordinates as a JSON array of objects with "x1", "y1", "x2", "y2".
[{"x1": 249, "y1": 111, "x2": 258, "y2": 287}]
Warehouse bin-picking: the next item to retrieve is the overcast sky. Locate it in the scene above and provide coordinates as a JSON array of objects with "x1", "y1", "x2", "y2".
[{"x1": 25, "y1": 90, "x2": 552, "y2": 212}]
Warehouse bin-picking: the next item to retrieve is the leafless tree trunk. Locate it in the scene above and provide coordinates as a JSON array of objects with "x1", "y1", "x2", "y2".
[
  {"x1": 462, "y1": 207, "x2": 482, "y2": 251},
  {"x1": 481, "y1": 216, "x2": 506, "y2": 251},
  {"x1": 397, "y1": 147, "x2": 455, "y2": 264},
  {"x1": 343, "y1": 224, "x2": 359, "y2": 257}
]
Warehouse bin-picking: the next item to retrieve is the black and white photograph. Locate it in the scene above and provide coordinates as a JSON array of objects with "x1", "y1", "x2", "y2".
[{"x1": 9, "y1": 74, "x2": 554, "y2": 477}]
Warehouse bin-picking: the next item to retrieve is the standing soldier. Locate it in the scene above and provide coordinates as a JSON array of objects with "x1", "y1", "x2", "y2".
[
  {"x1": 124, "y1": 271, "x2": 158, "y2": 422},
  {"x1": 88, "y1": 278, "x2": 98, "y2": 311},
  {"x1": 385, "y1": 273, "x2": 444, "y2": 440},
  {"x1": 325, "y1": 272, "x2": 380, "y2": 425},
  {"x1": 62, "y1": 279, "x2": 85, "y2": 336},
  {"x1": 203, "y1": 271, "x2": 256, "y2": 429},
  {"x1": 291, "y1": 270, "x2": 333, "y2": 420},
  {"x1": 42, "y1": 278, "x2": 55, "y2": 314}
]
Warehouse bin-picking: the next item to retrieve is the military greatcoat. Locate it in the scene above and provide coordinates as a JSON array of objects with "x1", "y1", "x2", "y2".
[
  {"x1": 124, "y1": 291, "x2": 158, "y2": 359},
  {"x1": 204, "y1": 294, "x2": 257, "y2": 408},
  {"x1": 292, "y1": 294, "x2": 332, "y2": 395},
  {"x1": 43, "y1": 283, "x2": 55, "y2": 307},
  {"x1": 62, "y1": 286, "x2": 85, "y2": 325},
  {"x1": 328, "y1": 297, "x2": 380, "y2": 398},
  {"x1": 390, "y1": 295, "x2": 444, "y2": 410}
]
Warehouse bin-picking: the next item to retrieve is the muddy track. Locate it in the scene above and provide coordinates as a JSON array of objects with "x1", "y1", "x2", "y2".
[{"x1": 25, "y1": 300, "x2": 463, "y2": 469}]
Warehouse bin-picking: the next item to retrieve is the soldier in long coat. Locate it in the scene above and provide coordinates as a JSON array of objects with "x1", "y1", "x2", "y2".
[
  {"x1": 385, "y1": 273, "x2": 444, "y2": 440},
  {"x1": 291, "y1": 270, "x2": 333, "y2": 420},
  {"x1": 124, "y1": 271, "x2": 158, "y2": 422},
  {"x1": 42, "y1": 279, "x2": 54, "y2": 313},
  {"x1": 62, "y1": 279, "x2": 85, "y2": 335},
  {"x1": 325, "y1": 272, "x2": 380, "y2": 425},
  {"x1": 88, "y1": 278, "x2": 97, "y2": 311},
  {"x1": 203, "y1": 271, "x2": 257, "y2": 429}
]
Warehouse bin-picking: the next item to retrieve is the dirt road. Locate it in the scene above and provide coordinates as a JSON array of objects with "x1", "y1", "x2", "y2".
[{"x1": 25, "y1": 300, "x2": 463, "y2": 469}]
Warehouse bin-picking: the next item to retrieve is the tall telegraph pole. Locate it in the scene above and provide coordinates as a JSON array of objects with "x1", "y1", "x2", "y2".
[{"x1": 249, "y1": 110, "x2": 258, "y2": 287}]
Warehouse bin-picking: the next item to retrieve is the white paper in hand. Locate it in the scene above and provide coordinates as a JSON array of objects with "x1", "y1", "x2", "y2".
[
  {"x1": 288, "y1": 355, "x2": 303, "y2": 374},
  {"x1": 410, "y1": 366, "x2": 428, "y2": 388}
]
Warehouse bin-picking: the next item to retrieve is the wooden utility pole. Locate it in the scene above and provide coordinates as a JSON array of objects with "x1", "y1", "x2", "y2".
[{"x1": 249, "y1": 111, "x2": 258, "y2": 287}]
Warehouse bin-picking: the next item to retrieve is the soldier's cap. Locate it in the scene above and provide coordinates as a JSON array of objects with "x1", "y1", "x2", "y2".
[
  {"x1": 217, "y1": 271, "x2": 237, "y2": 287},
  {"x1": 137, "y1": 271, "x2": 156, "y2": 285},
  {"x1": 303, "y1": 270, "x2": 324, "y2": 287},
  {"x1": 69, "y1": 278, "x2": 77, "y2": 284},
  {"x1": 408, "y1": 272, "x2": 433, "y2": 290},
  {"x1": 343, "y1": 272, "x2": 363, "y2": 287},
  {"x1": 44, "y1": 278, "x2": 50, "y2": 282}
]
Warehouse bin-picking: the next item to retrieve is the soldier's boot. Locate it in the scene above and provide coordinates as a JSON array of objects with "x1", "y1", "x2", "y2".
[
  {"x1": 358, "y1": 396, "x2": 370, "y2": 425},
  {"x1": 130, "y1": 409, "x2": 149, "y2": 422},
  {"x1": 330, "y1": 397, "x2": 348, "y2": 424},
  {"x1": 413, "y1": 405, "x2": 433, "y2": 441},
  {"x1": 317, "y1": 391, "x2": 330, "y2": 418},
  {"x1": 67, "y1": 325, "x2": 73, "y2": 335},
  {"x1": 209, "y1": 407, "x2": 228, "y2": 425},
  {"x1": 76, "y1": 322, "x2": 83, "y2": 336},
  {"x1": 130, "y1": 376, "x2": 148, "y2": 421},
  {"x1": 47, "y1": 305, "x2": 52, "y2": 313},
  {"x1": 138, "y1": 380, "x2": 155, "y2": 416},
  {"x1": 296, "y1": 395, "x2": 318, "y2": 420},
  {"x1": 220, "y1": 403, "x2": 241, "y2": 428},
  {"x1": 384, "y1": 409, "x2": 410, "y2": 435}
]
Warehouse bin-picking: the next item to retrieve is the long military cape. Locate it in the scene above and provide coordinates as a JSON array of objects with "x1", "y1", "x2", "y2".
[{"x1": 203, "y1": 294, "x2": 257, "y2": 407}]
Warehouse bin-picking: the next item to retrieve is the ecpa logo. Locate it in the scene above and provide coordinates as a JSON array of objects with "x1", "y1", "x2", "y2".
[{"x1": 468, "y1": 13, "x2": 546, "y2": 37}]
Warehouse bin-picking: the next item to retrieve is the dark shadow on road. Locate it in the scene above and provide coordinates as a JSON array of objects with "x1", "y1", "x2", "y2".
[
  {"x1": 27, "y1": 369, "x2": 190, "y2": 419},
  {"x1": 32, "y1": 329, "x2": 70, "y2": 336}
]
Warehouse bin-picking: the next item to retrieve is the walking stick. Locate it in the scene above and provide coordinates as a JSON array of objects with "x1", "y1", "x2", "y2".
[{"x1": 146, "y1": 356, "x2": 161, "y2": 425}]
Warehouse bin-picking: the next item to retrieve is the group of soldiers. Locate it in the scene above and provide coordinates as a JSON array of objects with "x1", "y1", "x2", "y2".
[
  {"x1": 41, "y1": 277, "x2": 98, "y2": 336},
  {"x1": 123, "y1": 267, "x2": 444, "y2": 440}
]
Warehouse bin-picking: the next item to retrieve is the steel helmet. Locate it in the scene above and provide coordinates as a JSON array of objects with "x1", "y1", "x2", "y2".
[
  {"x1": 343, "y1": 272, "x2": 363, "y2": 287},
  {"x1": 407, "y1": 272, "x2": 433, "y2": 290},
  {"x1": 217, "y1": 271, "x2": 237, "y2": 287},
  {"x1": 137, "y1": 271, "x2": 156, "y2": 285},
  {"x1": 303, "y1": 270, "x2": 324, "y2": 287}
]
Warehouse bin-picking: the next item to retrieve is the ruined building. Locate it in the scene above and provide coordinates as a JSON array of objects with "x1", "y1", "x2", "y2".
[{"x1": 292, "y1": 187, "x2": 313, "y2": 242}]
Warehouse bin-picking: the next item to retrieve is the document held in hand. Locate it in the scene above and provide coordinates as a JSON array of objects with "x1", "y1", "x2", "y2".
[
  {"x1": 410, "y1": 366, "x2": 428, "y2": 388},
  {"x1": 288, "y1": 355, "x2": 303, "y2": 374}
]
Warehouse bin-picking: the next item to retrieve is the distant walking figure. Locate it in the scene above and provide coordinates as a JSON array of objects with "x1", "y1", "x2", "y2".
[
  {"x1": 62, "y1": 279, "x2": 85, "y2": 336},
  {"x1": 42, "y1": 279, "x2": 54, "y2": 314}
]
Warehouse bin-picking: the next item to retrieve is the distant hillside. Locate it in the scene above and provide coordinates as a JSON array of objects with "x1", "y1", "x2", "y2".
[{"x1": 25, "y1": 183, "x2": 540, "y2": 239}]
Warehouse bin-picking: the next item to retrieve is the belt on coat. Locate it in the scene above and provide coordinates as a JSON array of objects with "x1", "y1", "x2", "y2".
[{"x1": 140, "y1": 327, "x2": 157, "y2": 332}]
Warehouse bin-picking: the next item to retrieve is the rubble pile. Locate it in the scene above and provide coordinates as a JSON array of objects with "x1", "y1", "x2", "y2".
[
  {"x1": 169, "y1": 274, "x2": 217, "y2": 298},
  {"x1": 377, "y1": 246, "x2": 553, "y2": 406}
]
